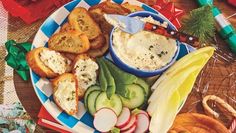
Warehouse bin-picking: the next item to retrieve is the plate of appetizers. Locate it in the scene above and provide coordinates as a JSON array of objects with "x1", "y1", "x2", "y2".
[{"x1": 26, "y1": 0, "x2": 199, "y2": 132}]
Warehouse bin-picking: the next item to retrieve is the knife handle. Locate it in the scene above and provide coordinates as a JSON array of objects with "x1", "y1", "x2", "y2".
[{"x1": 144, "y1": 22, "x2": 200, "y2": 47}]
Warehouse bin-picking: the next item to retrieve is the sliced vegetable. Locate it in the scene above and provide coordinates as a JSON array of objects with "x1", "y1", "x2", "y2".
[
  {"x1": 87, "y1": 90, "x2": 101, "y2": 115},
  {"x1": 149, "y1": 91, "x2": 180, "y2": 133},
  {"x1": 116, "y1": 107, "x2": 131, "y2": 128},
  {"x1": 120, "y1": 115, "x2": 137, "y2": 131},
  {"x1": 132, "y1": 109, "x2": 149, "y2": 117},
  {"x1": 135, "y1": 78, "x2": 150, "y2": 97},
  {"x1": 84, "y1": 85, "x2": 100, "y2": 109},
  {"x1": 95, "y1": 92, "x2": 122, "y2": 115},
  {"x1": 120, "y1": 84, "x2": 145, "y2": 109},
  {"x1": 122, "y1": 124, "x2": 136, "y2": 133},
  {"x1": 94, "y1": 108, "x2": 117, "y2": 132},
  {"x1": 135, "y1": 78, "x2": 150, "y2": 109},
  {"x1": 134, "y1": 113, "x2": 149, "y2": 133}
]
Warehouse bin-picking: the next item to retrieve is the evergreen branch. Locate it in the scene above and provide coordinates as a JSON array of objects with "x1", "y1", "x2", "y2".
[{"x1": 181, "y1": 6, "x2": 216, "y2": 45}]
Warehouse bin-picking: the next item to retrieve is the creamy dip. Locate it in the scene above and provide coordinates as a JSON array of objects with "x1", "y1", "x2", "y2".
[
  {"x1": 39, "y1": 49, "x2": 71, "y2": 74},
  {"x1": 54, "y1": 80, "x2": 76, "y2": 111},
  {"x1": 74, "y1": 59, "x2": 98, "y2": 90},
  {"x1": 112, "y1": 17, "x2": 177, "y2": 71}
]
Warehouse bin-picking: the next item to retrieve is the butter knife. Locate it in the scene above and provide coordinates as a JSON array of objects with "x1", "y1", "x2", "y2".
[{"x1": 104, "y1": 14, "x2": 199, "y2": 47}]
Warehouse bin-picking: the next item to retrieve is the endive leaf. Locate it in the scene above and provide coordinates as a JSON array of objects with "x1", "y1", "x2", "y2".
[
  {"x1": 151, "y1": 47, "x2": 215, "y2": 91},
  {"x1": 147, "y1": 65, "x2": 200, "y2": 116},
  {"x1": 149, "y1": 90, "x2": 180, "y2": 133}
]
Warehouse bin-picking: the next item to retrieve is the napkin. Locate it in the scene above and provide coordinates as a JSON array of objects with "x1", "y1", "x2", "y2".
[{"x1": 37, "y1": 106, "x2": 72, "y2": 133}]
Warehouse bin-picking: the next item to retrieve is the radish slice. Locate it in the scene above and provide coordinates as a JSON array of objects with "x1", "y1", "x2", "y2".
[
  {"x1": 121, "y1": 115, "x2": 137, "y2": 131},
  {"x1": 116, "y1": 107, "x2": 131, "y2": 128},
  {"x1": 94, "y1": 108, "x2": 117, "y2": 132},
  {"x1": 122, "y1": 124, "x2": 137, "y2": 133},
  {"x1": 134, "y1": 113, "x2": 149, "y2": 133},
  {"x1": 137, "y1": 110, "x2": 149, "y2": 117}
]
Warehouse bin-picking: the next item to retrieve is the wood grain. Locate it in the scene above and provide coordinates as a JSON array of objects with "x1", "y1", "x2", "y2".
[{"x1": 10, "y1": 0, "x2": 236, "y2": 132}]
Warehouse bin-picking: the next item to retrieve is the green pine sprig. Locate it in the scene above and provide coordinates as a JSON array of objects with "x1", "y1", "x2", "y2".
[{"x1": 181, "y1": 6, "x2": 215, "y2": 45}]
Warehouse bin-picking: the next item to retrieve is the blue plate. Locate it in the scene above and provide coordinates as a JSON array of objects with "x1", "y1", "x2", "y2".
[{"x1": 30, "y1": 0, "x2": 195, "y2": 132}]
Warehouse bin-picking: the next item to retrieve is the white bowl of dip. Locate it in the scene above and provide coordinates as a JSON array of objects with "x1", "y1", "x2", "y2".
[{"x1": 109, "y1": 11, "x2": 180, "y2": 77}]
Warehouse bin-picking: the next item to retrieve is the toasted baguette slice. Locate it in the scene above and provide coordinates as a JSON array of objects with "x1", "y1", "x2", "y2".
[
  {"x1": 26, "y1": 47, "x2": 71, "y2": 78},
  {"x1": 90, "y1": 34, "x2": 106, "y2": 49},
  {"x1": 89, "y1": 8, "x2": 113, "y2": 34},
  {"x1": 52, "y1": 73, "x2": 78, "y2": 115},
  {"x1": 89, "y1": 1, "x2": 130, "y2": 15},
  {"x1": 69, "y1": 7, "x2": 102, "y2": 40},
  {"x1": 48, "y1": 31, "x2": 90, "y2": 54},
  {"x1": 121, "y1": 2, "x2": 144, "y2": 12},
  {"x1": 73, "y1": 54, "x2": 99, "y2": 98},
  {"x1": 88, "y1": 34, "x2": 109, "y2": 57},
  {"x1": 60, "y1": 22, "x2": 76, "y2": 32}
]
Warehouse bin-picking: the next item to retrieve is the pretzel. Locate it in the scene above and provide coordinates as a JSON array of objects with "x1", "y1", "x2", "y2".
[
  {"x1": 202, "y1": 95, "x2": 236, "y2": 118},
  {"x1": 202, "y1": 95, "x2": 236, "y2": 133}
]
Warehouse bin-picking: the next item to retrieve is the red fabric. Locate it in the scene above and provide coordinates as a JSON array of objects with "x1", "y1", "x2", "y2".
[
  {"x1": 38, "y1": 106, "x2": 71, "y2": 133},
  {"x1": 38, "y1": 106, "x2": 58, "y2": 122},
  {"x1": 38, "y1": 119, "x2": 71, "y2": 133},
  {"x1": 228, "y1": 0, "x2": 236, "y2": 7},
  {"x1": 1, "y1": 0, "x2": 71, "y2": 24},
  {"x1": 152, "y1": 0, "x2": 184, "y2": 29},
  {"x1": 52, "y1": 0, "x2": 72, "y2": 7}
]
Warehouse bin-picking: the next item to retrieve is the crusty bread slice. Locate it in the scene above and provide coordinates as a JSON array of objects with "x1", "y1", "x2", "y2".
[
  {"x1": 69, "y1": 7, "x2": 102, "y2": 40},
  {"x1": 52, "y1": 73, "x2": 78, "y2": 115},
  {"x1": 89, "y1": 1, "x2": 130, "y2": 15},
  {"x1": 61, "y1": 22, "x2": 104, "y2": 50},
  {"x1": 121, "y1": 2, "x2": 144, "y2": 12},
  {"x1": 26, "y1": 47, "x2": 71, "y2": 78},
  {"x1": 60, "y1": 22, "x2": 76, "y2": 32},
  {"x1": 88, "y1": 1, "x2": 130, "y2": 34},
  {"x1": 89, "y1": 8, "x2": 113, "y2": 34},
  {"x1": 72, "y1": 54, "x2": 98, "y2": 98},
  {"x1": 72, "y1": 54, "x2": 91, "y2": 98},
  {"x1": 90, "y1": 34, "x2": 105, "y2": 49},
  {"x1": 48, "y1": 31, "x2": 90, "y2": 54},
  {"x1": 88, "y1": 34, "x2": 109, "y2": 57}
]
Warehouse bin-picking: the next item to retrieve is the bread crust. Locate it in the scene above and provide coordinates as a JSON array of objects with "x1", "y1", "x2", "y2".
[
  {"x1": 121, "y1": 2, "x2": 144, "y2": 12},
  {"x1": 88, "y1": 1, "x2": 130, "y2": 34},
  {"x1": 69, "y1": 7, "x2": 102, "y2": 40},
  {"x1": 88, "y1": 34, "x2": 109, "y2": 57},
  {"x1": 61, "y1": 52, "x2": 78, "y2": 61},
  {"x1": 89, "y1": 1, "x2": 130, "y2": 15},
  {"x1": 90, "y1": 34, "x2": 106, "y2": 49},
  {"x1": 169, "y1": 113, "x2": 229, "y2": 133},
  {"x1": 52, "y1": 73, "x2": 78, "y2": 115},
  {"x1": 26, "y1": 47, "x2": 59, "y2": 78},
  {"x1": 48, "y1": 31, "x2": 90, "y2": 54}
]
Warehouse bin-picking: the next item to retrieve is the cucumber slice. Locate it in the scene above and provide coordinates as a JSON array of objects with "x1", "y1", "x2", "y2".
[
  {"x1": 95, "y1": 92, "x2": 122, "y2": 115},
  {"x1": 87, "y1": 90, "x2": 101, "y2": 115},
  {"x1": 84, "y1": 85, "x2": 101, "y2": 109},
  {"x1": 120, "y1": 84, "x2": 145, "y2": 109},
  {"x1": 136, "y1": 78, "x2": 150, "y2": 97}
]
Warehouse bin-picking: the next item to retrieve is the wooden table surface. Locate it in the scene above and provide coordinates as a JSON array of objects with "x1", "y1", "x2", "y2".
[{"x1": 10, "y1": 0, "x2": 236, "y2": 132}]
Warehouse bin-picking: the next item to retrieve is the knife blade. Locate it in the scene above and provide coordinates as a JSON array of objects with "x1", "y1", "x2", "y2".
[{"x1": 104, "y1": 14, "x2": 199, "y2": 47}]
